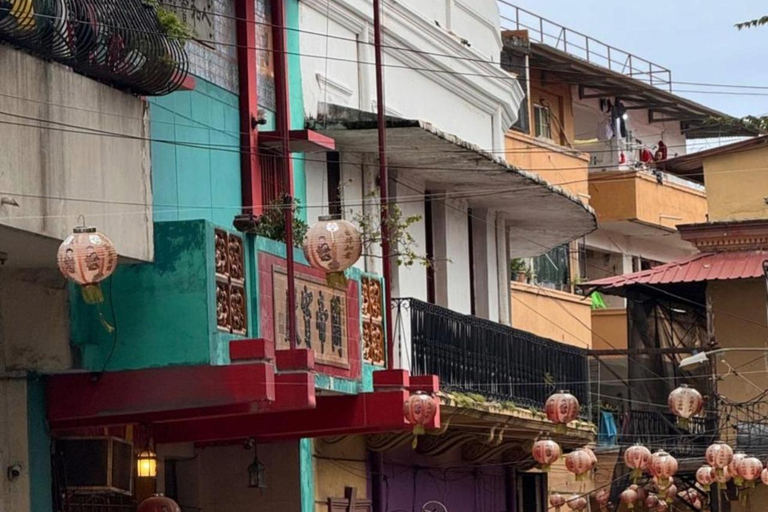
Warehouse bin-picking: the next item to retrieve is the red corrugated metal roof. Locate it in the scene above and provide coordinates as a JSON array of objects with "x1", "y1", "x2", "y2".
[{"x1": 584, "y1": 250, "x2": 768, "y2": 292}]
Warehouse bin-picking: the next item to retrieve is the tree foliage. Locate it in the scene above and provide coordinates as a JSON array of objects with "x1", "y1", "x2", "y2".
[{"x1": 736, "y1": 16, "x2": 768, "y2": 30}]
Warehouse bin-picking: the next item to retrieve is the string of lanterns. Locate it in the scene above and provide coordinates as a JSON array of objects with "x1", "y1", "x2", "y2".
[{"x1": 537, "y1": 384, "x2": 768, "y2": 512}]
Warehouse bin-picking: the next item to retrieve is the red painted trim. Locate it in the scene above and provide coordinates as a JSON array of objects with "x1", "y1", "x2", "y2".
[
  {"x1": 235, "y1": 0, "x2": 261, "y2": 213},
  {"x1": 178, "y1": 75, "x2": 197, "y2": 91},
  {"x1": 373, "y1": 369, "x2": 410, "y2": 390},
  {"x1": 46, "y1": 363, "x2": 275, "y2": 429},
  {"x1": 409, "y1": 375, "x2": 439, "y2": 394},
  {"x1": 153, "y1": 390, "x2": 411, "y2": 444},
  {"x1": 229, "y1": 338, "x2": 274, "y2": 362},
  {"x1": 259, "y1": 129, "x2": 337, "y2": 152},
  {"x1": 275, "y1": 349, "x2": 315, "y2": 371}
]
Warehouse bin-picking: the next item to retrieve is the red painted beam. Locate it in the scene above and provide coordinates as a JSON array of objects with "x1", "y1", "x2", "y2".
[
  {"x1": 153, "y1": 390, "x2": 412, "y2": 444},
  {"x1": 47, "y1": 363, "x2": 275, "y2": 430},
  {"x1": 258, "y1": 129, "x2": 336, "y2": 153},
  {"x1": 235, "y1": 0, "x2": 262, "y2": 213}
]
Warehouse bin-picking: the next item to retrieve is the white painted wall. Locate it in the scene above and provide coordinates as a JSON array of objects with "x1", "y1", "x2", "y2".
[
  {"x1": 389, "y1": 178, "x2": 428, "y2": 303},
  {"x1": 0, "y1": 269, "x2": 70, "y2": 372},
  {"x1": 299, "y1": 0, "x2": 524, "y2": 153},
  {"x1": 0, "y1": 46, "x2": 152, "y2": 263},
  {"x1": 444, "y1": 198, "x2": 472, "y2": 315}
]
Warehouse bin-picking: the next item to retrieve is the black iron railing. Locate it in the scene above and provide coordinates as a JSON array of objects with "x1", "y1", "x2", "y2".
[
  {"x1": 396, "y1": 297, "x2": 589, "y2": 410},
  {"x1": 616, "y1": 410, "x2": 716, "y2": 458},
  {"x1": 0, "y1": 0, "x2": 188, "y2": 96}
]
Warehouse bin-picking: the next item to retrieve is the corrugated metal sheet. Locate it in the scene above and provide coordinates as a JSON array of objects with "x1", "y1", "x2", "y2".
[{"x1": 584, "y1": 250, "x2": 768, "y2": 291}]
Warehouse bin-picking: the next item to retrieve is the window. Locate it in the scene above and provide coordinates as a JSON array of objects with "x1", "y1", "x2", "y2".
[
  {"x1": 518, "y1": 473, "x2": 547, "y2": 512},
  {"x1": 533, "y1": 104, "x2": 552, "y2": 139}
]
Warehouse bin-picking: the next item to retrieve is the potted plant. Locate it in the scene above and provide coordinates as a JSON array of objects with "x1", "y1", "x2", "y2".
[{"x1": 509, "y1": 258, "x2": 529, "y2": 283}]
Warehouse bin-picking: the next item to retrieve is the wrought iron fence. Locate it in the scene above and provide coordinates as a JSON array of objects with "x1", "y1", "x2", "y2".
[
  {"x1": 0, "y1": 0, "x2": 188, "y2": 95},
  {"x1": 616, "y1": 410, "x2": 716, "y2": 458},
  {"x1": 396, "y1": 297, "x2": 589, "y2": 410}
]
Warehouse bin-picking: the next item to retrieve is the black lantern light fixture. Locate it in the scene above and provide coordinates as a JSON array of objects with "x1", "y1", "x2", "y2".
[{"x1": 246, "y1": 439, "x2": 266, "y2": 489}]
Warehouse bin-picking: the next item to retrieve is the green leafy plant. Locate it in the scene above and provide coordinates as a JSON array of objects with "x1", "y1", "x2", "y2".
[
  {"x1": 143, "y1": 0, "x2": 193, "y2": 44},
  {"x1": 351, "y1": 202, "x2": 431, "y2": 268},
  {"x1": 250, "y1": 197, "x2": 309, "y2": 247}
]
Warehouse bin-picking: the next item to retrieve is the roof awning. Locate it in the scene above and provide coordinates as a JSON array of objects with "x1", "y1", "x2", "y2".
[
  {"x1": 582, "y1": 250, "x2": 768, "y2": 295},
  {"x1": 528, "y1": 43, "x2": 759, "y2": 139},
  {"x1": 308, "y1": 105, "x2": 596, "y2": 257}
]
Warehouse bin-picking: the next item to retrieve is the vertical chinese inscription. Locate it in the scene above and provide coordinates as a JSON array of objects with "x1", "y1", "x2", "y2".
[
  {"x1": 159, "y1": 0, "x2": 215, "y2": 41},
  {"x1": 362, "y1": 276, "x2": 385, "y2": 366},
  {"x1": 273, "y1": 268, "x2": 349, "y2": 368},
  {"x1": 215, "y1": 229, "x2": 247, "y2": 335}
]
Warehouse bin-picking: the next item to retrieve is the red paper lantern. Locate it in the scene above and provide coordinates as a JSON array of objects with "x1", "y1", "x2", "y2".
[
  {"x1": 403, "y1": 392, "x2": 437, "y2": 435},
  {"x1": 667, "y1": 384, "x2": 703, "y2": 424},
  {"x1": 620, "y1": 488, "x2": 638, "y2": 510},
  {"x1": 550, "y1": 493, "x2": 566, "y2": 512},
  {"x1": 761, "y1": 467, "x2": 768, "y2": 486},
  {"x1": 565, "y1": 449, "x2": 593, "y2": 480},
  {"x1": 706, "y1": 441, "x2": 733, "y2": 470},
  {"x1": 545, "y1": 390, "x2": 580, "y2": 428},
  {"x1": 57, "y1": 224, "x2": 118, "y2": 304},
  {"x1": 635, "y1": 486, "x2": 647, "y2": 503},
  {"x1": 624, "y1": 444, "x2": 651, "y2": 480},
  {"x1": 649, "y1": 451, "x2": 678, "y2": 487},
  {"x1": 736, "y1": 456, "x2": 763, "y2": 486},
  {"x1": 584, "y1": 446, "x2": 598, "y2": 469},
  {"x1": 532, "y1": 438, "x2": 561, "y2": 472},
  {"x1": 137, "y1": 495, "x2": 181, "y2": 512},
  {"x1": 645, "y1": 494, "x2": 660, "y2": 509},
  {"x1": 696, "y1": 465, "x2": 714, "y2": 491},
  {"x1": 656, "y1": 500, "x2": 668, "y2": 512},
  {"x1": 566, "y1": 494, "x2": 587, "y2": 511}
]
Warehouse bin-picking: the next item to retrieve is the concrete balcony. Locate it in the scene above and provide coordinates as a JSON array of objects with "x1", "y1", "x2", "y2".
[
  {"x1": 509, "y1": 282, "x2": 592, "y2": 349},
  {"x1": 589, "y1": 169, "x2": 707, "y2": 234},
  {"x1": 505, "y1": 131, "x2": 591, "y2": 204}
]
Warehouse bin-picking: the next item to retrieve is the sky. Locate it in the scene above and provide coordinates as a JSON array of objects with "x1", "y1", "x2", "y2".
[{"x1": 500, "y1": 0, "x2": 768, "y2": 118}]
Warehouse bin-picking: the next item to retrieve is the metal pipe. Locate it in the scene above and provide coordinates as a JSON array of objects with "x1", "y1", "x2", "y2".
[
  {"x1": 373, "y1": 0, "x2": 395, "y2": 369},
  {"x1": 272, "y1": 0, "x2": 297, "y2": 349}
]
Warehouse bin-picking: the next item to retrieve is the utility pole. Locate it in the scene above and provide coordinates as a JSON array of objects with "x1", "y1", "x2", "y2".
[
  {"x1": 373, "y1": 0, "x2": 395, "y2": 369},
  {"x1": 272, "y1": 0, "x2": 298, "y2": 348}
]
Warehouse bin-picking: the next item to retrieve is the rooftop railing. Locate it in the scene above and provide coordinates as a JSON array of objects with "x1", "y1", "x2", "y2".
[{"x1": 498, "y1": 1, "x2": 672, "y2": 91}]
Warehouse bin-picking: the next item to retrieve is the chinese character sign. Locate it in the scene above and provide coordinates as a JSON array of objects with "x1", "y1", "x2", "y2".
[{"x1": 273, "y1": 268, "x2": 349, "y2": 368}]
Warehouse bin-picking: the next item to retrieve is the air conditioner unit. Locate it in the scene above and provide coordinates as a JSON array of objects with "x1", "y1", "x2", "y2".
[{"x1": 56, "y1": 437, "x2": 134, "y2": 495}]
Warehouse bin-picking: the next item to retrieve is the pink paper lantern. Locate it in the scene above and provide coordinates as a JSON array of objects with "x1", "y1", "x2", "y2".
[
  {"x1": 620, "y1": 488, "x2": 638, "y2": 510},
  {"x1": 624, "y1": 444, "x2": 652, "y2": 480},
  {"x1": 532, "y1": 438, "x2": 561, "y2": 472},
  {"x1": 706, "y1": 442, "x2": 734, "y2": 471},
  {"x1": 565, "y1": 449, "x2": 593, "y2": 480},
  {"x1": 696, "y1": 464, "x2": 714, "y2": 491},
  {"x1": 667, "y1": 384, "x2": 703, "y2": 422},
  {"x1": 550, "y1": 493, "x2": 566, "y2": 512},
  {"x1": 736, "y1": 456, "x2": 763, "y2": 486},
  {"x1": 566, "y1": 494, "x2": 587, "y2": 511},
  {"x1": 57, "y1": 225, "x2": 118, "y2": 304},
  {"x1": 545, "y1": 390, "x2": 580, "y2": 427}
]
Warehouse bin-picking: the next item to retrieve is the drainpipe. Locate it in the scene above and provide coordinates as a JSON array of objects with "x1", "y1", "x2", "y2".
[
  {"x1": 373, "y1": 0, "x2": 395, "y2": 369},
  {"x1": 272, "y1": 0, "x2": 298, "y2": 348}
]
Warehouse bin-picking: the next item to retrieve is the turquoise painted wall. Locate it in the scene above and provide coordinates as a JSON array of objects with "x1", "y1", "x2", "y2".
[
  {"x1": 27, "y1": 378, "x2": 52, "y2": 512},
  {"x1": 287, "y1": 0, "x2": 306, "y2": 220},
  {"x1": 71, "y1": 221, "x2": 213, "y2": 371},
  {"x1": 150, "y1": 79, "x2": 241, "y2": 226}
]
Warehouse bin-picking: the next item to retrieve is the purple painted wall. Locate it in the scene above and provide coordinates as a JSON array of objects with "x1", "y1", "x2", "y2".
[{"x1": 377, "y1": 444, "x2": 507, "y2": 512}]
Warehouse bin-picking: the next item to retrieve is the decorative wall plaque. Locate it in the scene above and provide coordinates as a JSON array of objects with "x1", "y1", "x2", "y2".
[
  {"x1": 215, "y1": 229, "x2": 247, "y2": 335},
  {"x1": 273, "y1": 267, "x2": 348, "y2": 368},
  {"x1": 361, "y1": 276, "x2": 385, "y2": 366}
]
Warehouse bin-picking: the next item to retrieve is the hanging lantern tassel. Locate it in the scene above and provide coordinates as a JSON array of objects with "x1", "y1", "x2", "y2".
[
  {"x1": 325, "y1": 271, "x2": 348, "y2": 289},
  {"x1": 57, "y1": 225, "x2": 118, "y2": 305}
]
